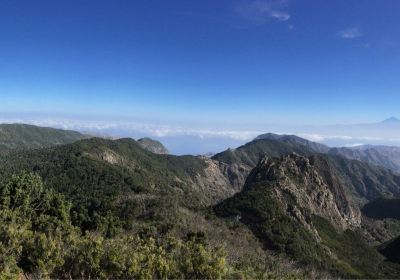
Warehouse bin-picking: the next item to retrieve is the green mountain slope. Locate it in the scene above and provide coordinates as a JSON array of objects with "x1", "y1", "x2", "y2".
[
  {"x1": 0, "y1": 123, "x2": 88, "y2": 153},
  {"x1": 0, "y1": 137, "x2": 238, "y2": 231}
]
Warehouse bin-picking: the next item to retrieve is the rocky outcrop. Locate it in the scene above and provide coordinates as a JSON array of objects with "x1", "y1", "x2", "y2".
[
  {"x1": 214, "y1": 153, "x2": 365, "y2": 273},
  {"x1": 216, "y1": 161, "x2": 252, "y2": 192},
  {"x1": 193, "y1": 158, "x2": 237, "y2": 202},
  {"x1": 245, "y1": 154, "x2": 361, "y2": 230}
]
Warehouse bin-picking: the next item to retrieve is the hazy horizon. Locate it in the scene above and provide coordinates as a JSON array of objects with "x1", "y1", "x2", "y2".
[{"x1": 1, "y1": 112, "x2": 400, "y2": 155}]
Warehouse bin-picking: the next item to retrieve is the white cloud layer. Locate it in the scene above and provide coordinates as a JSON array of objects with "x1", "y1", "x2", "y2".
[
  {"x1": 298, "y1": 134, "x2": 353, "y2": 142},
  {"x1": 0, "y1": 117, "x2": 262, "y2": 141},
  {"x1": 2, "y1": 115, "x2": 400, "y2": 154}
]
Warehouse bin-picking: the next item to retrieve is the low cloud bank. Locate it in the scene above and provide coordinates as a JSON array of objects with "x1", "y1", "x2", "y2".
[{"x1": 1, "y1": 115, "x2": 400, "y2": 155}]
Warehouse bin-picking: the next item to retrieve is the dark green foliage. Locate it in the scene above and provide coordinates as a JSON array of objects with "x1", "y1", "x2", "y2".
[
  {"x1": 0, "y1": 173, "x2": 71, "y2": 225},
  {"x1": 0, "y1": 123, "x2": 87, "y2": 153}
]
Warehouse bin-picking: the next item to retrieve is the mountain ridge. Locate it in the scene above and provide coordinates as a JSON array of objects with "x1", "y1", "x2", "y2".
[
  {"x1": 0, "y1": 123, "x2": 89, "y2": 153},
  {"x1": 255, "y1": 133, "x2": 330, "y2": 153},
  {"x1": 253, "y1": 132, "x2": 400, "y2": 173}
]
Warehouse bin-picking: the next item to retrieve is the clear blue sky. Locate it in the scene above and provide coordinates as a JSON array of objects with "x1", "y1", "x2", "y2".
[{"x1": 1, "y1": 0, "x2": 399, "y2": 126}]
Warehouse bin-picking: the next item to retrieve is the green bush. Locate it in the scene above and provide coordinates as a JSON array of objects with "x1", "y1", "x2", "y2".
[{"x1": 0, "y1": 173, "x2": 229, "y2": 279}]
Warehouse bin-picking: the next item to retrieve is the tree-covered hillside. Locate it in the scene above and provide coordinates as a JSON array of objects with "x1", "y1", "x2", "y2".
[
  {"x1": 0, "y1": 123, "x2": 88, "y2": 153},
  {"x1": 0, "y1": 137, "x2": 229, "y2": 232}
]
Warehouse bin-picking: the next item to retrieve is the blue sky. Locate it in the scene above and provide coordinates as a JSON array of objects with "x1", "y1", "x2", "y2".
[{"x1": 1, "y1": 0, "x2": 400, "y2": 153}]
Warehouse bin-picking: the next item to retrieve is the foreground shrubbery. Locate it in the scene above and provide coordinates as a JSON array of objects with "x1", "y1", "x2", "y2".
[{"x1": 0, "y1": 173, "x2": 228, "y2": 279}]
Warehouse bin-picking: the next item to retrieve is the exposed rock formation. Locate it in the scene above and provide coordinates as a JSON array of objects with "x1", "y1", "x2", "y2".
[
  {"x1": 193, "y1": 158, "x2": 237, "y2": 201},
  {"x1": 245, "y1": 154, "x2": 361, "y2": 231}
]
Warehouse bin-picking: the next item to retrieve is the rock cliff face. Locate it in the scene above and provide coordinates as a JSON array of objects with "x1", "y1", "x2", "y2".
[
  {"x1": 192, "y1": 158, "x2": 237, "y2": 201},
  {"x1": 244, "y1": 154, "x2": 361, "y2": 231}
]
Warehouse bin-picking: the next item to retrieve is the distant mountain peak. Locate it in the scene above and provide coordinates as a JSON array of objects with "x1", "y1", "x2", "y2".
[
  {"x1": 137, "y1": 137, "x2": 169, "y2": 154},
  {"x1": 254, "y1": 132, "x2": 330, "y2": 153},
  {"x1": 382, "y1": 117, "x2": 400, "y2": 123}
]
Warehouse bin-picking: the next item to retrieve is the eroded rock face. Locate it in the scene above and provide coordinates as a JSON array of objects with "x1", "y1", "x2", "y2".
[
  {"x1": 217, "y1": 162, "x2": 252, "y2": 192},
  {"x1": 246, "y1": 154, "x2": 361, "y2": 231},
  {"x1": 100, "y1": 149, "x2": 122, "y2": 164},
  {"x1": 193, "y1": 158, "x2": 238, "y2": 202},
  {"x1": 84, "y1": 148, "x2": 126, "y2": 165}
]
